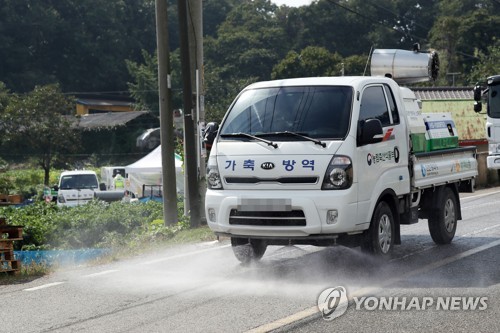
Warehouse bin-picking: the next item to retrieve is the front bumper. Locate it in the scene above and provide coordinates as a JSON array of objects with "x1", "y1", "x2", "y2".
[
  {"x1": 487, "y1": 155, "x2": 500, "y2": 169},
  {"x1": 205, "y1": 185, "x2": 368, "y2": 238}
]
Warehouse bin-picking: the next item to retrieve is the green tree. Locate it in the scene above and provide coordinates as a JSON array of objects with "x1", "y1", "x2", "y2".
[
  {"x1": 0, "y1": 82, "x2": 10, "y2": 118},
  {"x1": 429, "y1": 1, "x2": 500, "y2": 85},
  {"x1": 0, "y1": 0, "x2": 157, "y2": 93},
  {"x1": 343, "y1": 54, "x2": 370, "y2": 76},
  {"x1": 206, "y1": 0, "x2": 288, "y2": 81},
  {"x1": 126, "y1": 49, "x2": 183, "y2": 114},
  {"x1": 203, "y1": 0, "x2": 237, "y2": 38},
  {"x1": 203, "y1": 0, "x2": 289, "y2": 122},
  {"x1": 469, "y1": 40, "x2": 500, "y2": 84},
  {"x1": 2, "y1": 84, "x2": 80, "y2": 185},
  {"x1": 271, "y1": 46, "x2": 343, "y2": 79},
  {"x1": 429, "y1": 16, "x2": 462, "y2": 84},
  {"x1": 126, "y1": 50, "x2": 160, "y2": 113}
]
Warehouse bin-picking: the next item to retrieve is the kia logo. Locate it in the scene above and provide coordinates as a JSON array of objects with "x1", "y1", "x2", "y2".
[{"x1": 261, "y1": 162, "x2": 275, "y2": 170}]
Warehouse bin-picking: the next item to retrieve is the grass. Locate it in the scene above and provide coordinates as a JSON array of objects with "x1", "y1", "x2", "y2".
[
  {"x1": 0, "y1": 262, "x2": 49, "y2": 285},
  {"x1": 0, "y1": 225, "x2": 219, "y2": 283},
  {"x1": 165, "y1": 225, "x2": 218, "y2": 245},
  {"x1": 106, "y1": 225, "x2": 218, "y2": 261}
]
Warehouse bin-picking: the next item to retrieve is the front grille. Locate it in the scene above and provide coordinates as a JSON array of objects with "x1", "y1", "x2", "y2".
[
  {"x1": 225, "y1": 177, "x2": 318, "y2": 184},
  {"x1": 229, "y1": 209, "x2": 306, "y2": 226}
]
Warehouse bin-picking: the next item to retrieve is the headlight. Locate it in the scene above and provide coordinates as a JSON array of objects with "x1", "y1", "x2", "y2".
[
  {"x1": 488, "y1": 143, "x2": 500, "y2": 155},
  {"x1": 206, "y1": 156, "x2": 223, "y2": 190},
  {"x1": 321, "y1": 155, "x2": 353, "y2": 190},
  {"x1": 57, "y1": 194, "x2": 66, "y2": 203}
]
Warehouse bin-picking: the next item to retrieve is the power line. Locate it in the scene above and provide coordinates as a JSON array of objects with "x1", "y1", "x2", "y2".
[{"x1": 324, "y1": 0, "x2": 426, "y2": 42}]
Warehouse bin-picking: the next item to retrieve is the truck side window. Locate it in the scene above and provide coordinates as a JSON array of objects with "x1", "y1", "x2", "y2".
[
  {"x1": 384, "y1": 85, "x2": 400, "y2": 124},
  {"x1": 489, "y1": 85, "x2": 500, "y2": 118},
  {"x1": 359, "y1": 86, "x2": 390, "y2": 126}
]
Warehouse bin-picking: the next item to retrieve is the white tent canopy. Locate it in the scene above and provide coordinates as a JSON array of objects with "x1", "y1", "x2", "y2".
[{"x1": 125, "y1": 145, "x2": 184, "y2": 197}]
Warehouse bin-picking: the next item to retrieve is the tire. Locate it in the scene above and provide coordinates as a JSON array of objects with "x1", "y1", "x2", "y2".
[
  {"x1": 428, "y1": 187, "x2": 457, "y2": 244},
  {"x1": 231, "y1": 237, "x2": 267, "y2": 264},
  {"x1": 361, "y1": 201, "x2": 395, "y2": 256}
]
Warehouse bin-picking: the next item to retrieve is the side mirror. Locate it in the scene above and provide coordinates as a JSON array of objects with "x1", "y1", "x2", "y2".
[
  {"x1": 473, "y1": 85, "x2": 482, "y2": 102},
  {"x1": 52, "y1": 185, "x2": 59, "y2": 191},
  {"x1": 474, "y1": 101, "x2": 482, "y2": 113},
  {"x1": 473, "y1": 85, "x2": 483, "y2": 113},
  {"x1": 99, "y1": 183, "x2": 106, "y2": 191},
  {"x1": 203, "y1": 122, "x2": 219, "y2": 148},
  {"x1": 357, "y1": 119, "x2": 383, "y2": 146}
]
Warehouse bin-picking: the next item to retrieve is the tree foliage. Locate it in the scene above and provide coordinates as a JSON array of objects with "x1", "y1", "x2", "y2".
[
  {"x1": 272, "y1": 46, "x2": 344, "y2": 79},
  {"x1": 1, "y1": 85, "x2": 80, "y2": 185},
  {"x1": 0, "y1": 0, "x2": 157, "y2": 93},
  {"x1": 469, "y1": 40, "x2": 500, "y2": 84},
  {"x1": 1, "y1": 0, "x2": 499, "y2": 125}
]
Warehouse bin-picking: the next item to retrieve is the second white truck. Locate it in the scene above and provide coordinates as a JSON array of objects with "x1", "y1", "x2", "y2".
[
  {"x1": 204, "y1": 49, "x2": 478, "y2": 263},
  {"x1": 56, "y1": 170, "x2": 126, "y2": 206},
  {"x1": 474, "y1": 75, "x2": 500, "y2": 169}
]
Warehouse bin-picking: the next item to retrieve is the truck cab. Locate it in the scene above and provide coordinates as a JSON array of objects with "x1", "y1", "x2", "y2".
[
  {"x1": 474, "y1": 75, "x2": 500, "y2": 168},
  {"x1": 205, "y1": 76, "x2": 409, "y2": 251}
]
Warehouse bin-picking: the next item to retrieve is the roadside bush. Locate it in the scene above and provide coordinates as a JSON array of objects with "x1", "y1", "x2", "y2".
[
  {"x1": 0, "y1": 168, "x2": 60, "y2": 199},
  {"x1": 0, "y1": 199, "x2": 188, "y2": 251}
]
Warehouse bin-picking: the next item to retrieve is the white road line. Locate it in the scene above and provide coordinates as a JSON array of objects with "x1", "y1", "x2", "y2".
[
  {"x1": 141, "y1": 244, "x2": 231, "y2": 265},
  {"x1": 392, "y1": 222, "x2": 500, "y2": 262},
  {"x1": 23, "y1": 282, "x2": 65, "y2": 292},
  {"x1": 245, "y1": 238, "x2": 500, "y2": 333},
  {"x1": 461, "y1": 201, "x2": 500, "y2": 210},
  {"x1": 83, "y1": 270, "x2": 119, "y2": 278},
  {"x1": 461, "y1": 189, "x2": 500, "y2": 201},
  {"x1": 460, "y1": 223, "x2": 500, "y2": 237}
]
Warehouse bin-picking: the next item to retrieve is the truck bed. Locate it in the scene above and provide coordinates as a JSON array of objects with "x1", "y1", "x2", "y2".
[{"x1": 412, "y1": 146, "x2": 477, "y2": 190}]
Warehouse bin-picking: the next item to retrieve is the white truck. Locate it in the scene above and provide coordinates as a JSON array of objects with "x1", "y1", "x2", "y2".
[
  {"x1": 56, "y1": 170, "x2": 102, "y2": 207},
  {"x1": 473, "y1": 75, "x2": 500, "y2": 169},
  {"x1": 56, "y1": 170, "x2": 126, "y2": 207},
  {"x1": 204, "y1": 49, "x2": 478, "y2": 263}
]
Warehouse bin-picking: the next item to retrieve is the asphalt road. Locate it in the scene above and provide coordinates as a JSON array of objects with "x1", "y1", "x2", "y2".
[{"x1": 1, "y1": 188, "x2": 500, "y2": 333}]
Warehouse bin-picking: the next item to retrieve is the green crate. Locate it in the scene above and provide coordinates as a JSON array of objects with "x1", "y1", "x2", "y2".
[
  {"x1": 427, "y1": 136, "x2": 459, "y2": 151},
  {"x1": 411, "y1": 133, "x2": 428, "y2": 153}
]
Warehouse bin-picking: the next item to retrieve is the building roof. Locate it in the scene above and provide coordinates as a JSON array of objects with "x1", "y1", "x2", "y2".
[
  {"x1": 412, "y1": 87, "x2": 474, "y2": 100},
  {"x1": 76, "y1": 98, "x2": 133, "y2": 107},
  {"x1": 65, "y1": 111, "x2": 158, "y2": 129}
]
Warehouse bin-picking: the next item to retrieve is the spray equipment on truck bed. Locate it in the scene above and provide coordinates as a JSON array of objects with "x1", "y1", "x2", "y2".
[
  {"x1": 371, "y1": 46, "x2": 446, "y2": 153},
  {"x1": 370, "y1": 44, "x2": 439, "y2": 84}
]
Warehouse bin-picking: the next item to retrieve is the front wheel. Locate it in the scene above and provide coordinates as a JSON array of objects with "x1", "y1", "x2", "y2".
[
  {"x1": 361, "y1": 201, "x2": 395, "y2": 256},
  {"x1": 428, "y1": 187, "x2": 457, "y2": 244},
  {"x1": 231, "y1": 237, "x2": 267, "y2": 264}
]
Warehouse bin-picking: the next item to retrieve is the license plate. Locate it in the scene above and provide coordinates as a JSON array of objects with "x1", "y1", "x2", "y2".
[{"x1": 237, "y1": 198, "x2": 291, "y2": 212}]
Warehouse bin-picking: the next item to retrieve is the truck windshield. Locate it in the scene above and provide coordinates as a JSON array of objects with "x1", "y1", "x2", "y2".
[
  {"x1": 488, "y1": 84, "x2": 500, "y2": 118},
  {"x1": 220, "y1": 86, "x2": 353, "y2": 140},
  {"x1": 60, "y1": 175, "x2": 99, "y2": 190}
]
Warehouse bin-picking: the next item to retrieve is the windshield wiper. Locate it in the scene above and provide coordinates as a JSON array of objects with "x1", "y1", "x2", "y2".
[
  {"x1": 264, "y1": 131, "x2": 326, "y2": 148},
  {"x1": 220, "y1": 133, "x2": 278, "y2": 149}
]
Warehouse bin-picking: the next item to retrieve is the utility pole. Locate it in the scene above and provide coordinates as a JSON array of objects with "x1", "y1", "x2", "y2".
[
  {"x1": 155, "y1": 0, "x2": 178, "y2": 225},
  {"x1": 187, "y1": 0, "x2": 206, "y2": 223},
  {"x1": 178, "y1": 0, "x2": 201, "y2": 227}
]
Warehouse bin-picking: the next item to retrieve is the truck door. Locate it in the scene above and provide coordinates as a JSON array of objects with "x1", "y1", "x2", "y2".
[{"x1": 356, "y1": 84, "x2": 409, "y2": 223}]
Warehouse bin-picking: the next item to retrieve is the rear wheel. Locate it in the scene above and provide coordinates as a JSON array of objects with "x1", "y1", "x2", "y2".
[
  {"x1": 231, "y1": 237, "x2": 267, "y2": 264},
  {"x1": 428, "y1": 187, "x2": 457, "y2": 244},
  {"x1": 361, "y1": 201, "x2": 394, "y2": 256}
]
